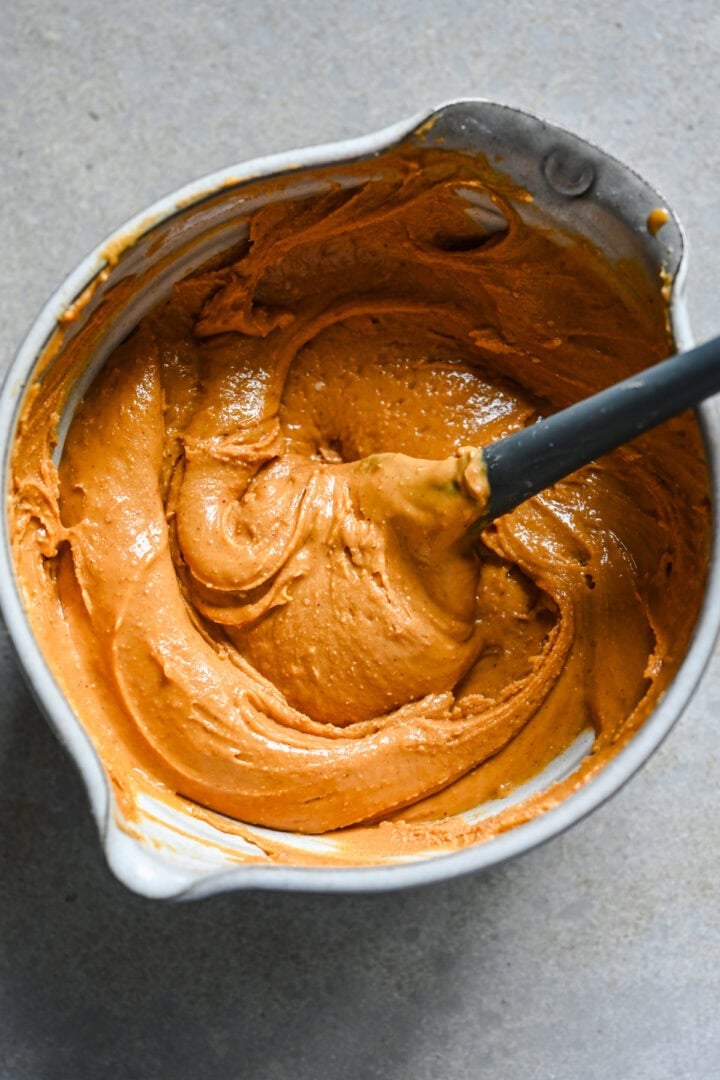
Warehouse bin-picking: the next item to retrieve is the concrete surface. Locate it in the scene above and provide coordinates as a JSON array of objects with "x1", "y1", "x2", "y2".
[{"x1": 1, "y1": 2, "x2": 719, "y2": 1077}]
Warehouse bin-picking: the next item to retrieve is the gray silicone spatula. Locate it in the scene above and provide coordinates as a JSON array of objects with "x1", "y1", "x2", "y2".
[{"x1": 478, "y1": 334, "x2": 720, "y2": 526}]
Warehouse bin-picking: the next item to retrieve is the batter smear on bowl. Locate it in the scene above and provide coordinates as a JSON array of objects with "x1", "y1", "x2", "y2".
[{"x1": 9, "y1": 148, "x2": 710, "y2": 863}]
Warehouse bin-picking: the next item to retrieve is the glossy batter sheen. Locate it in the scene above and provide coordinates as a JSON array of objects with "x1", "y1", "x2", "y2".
[{"x1": 9, "y1": 148, "x2": 710, "y2": 863}]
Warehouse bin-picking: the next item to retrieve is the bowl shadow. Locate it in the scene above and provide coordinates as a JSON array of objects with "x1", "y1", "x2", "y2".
[{"x1": 0, "y1": 616, "x2": 560, "y2": 1080}]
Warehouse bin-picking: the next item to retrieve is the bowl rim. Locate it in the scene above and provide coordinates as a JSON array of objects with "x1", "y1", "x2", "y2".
[{"x1": 2, "y1": 97, "x2": 719, "y2": 899}]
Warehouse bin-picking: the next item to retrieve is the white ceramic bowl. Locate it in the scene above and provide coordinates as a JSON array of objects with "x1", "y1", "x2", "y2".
[{"x1": 2, "y1": 100, "x2": 719, "y2": 898}]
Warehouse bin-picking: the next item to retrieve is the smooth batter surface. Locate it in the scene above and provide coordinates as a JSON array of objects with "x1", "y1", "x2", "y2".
[{"x1": 9, "y1": 149, "x2": 711, "y2": 862}]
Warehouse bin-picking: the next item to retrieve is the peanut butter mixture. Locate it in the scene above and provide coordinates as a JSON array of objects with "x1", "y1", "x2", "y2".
[{"x1": 9, "y1": 149, "x2": 710, "y2": 864}]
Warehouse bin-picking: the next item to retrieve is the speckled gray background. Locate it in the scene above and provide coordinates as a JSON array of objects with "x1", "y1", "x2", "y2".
[{"x1": 2, "y1": 2, "x2": 719, "y2": 1078}]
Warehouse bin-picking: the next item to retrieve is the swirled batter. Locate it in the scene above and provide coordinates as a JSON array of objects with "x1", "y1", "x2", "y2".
[{"x1": 10, "y1": 148, "x2": 710, "y2": 863}]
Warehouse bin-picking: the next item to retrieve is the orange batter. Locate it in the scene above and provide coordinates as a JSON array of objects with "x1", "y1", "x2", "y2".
[{"x1": 9, "y1": 148, "x2": 711, "y2": 862}]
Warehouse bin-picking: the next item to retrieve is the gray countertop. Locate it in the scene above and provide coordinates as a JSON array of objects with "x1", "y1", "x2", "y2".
[{"x1": 1, "y1": 2, "x2": 719, "y2": 1077}]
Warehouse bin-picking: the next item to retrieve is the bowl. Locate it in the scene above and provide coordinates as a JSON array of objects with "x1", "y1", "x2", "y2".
[{"x1": 2, "y1": 99, "x2": 719, "y2": 899}]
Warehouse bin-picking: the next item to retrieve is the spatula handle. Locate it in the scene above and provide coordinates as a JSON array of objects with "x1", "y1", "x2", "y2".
[{"x1": 482, "y1": 335, "x2": 720, "y2": 522}]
